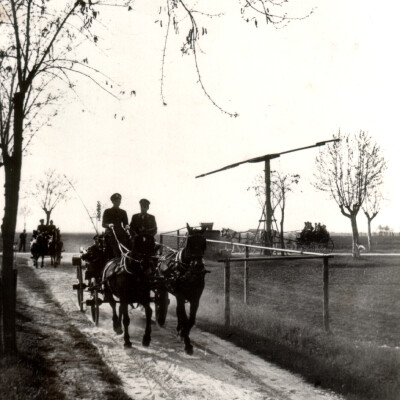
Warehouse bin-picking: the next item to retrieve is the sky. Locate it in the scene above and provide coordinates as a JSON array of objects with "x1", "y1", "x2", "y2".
[{"x1": 8, "y1": 0, "x2": 400, "y2": 235}]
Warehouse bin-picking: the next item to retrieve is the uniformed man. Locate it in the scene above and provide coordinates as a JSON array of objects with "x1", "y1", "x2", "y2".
[
  {"x1": 47, "y1": 220, "x2": 56, "y2": 236},
  {"x1": 102, "y1": 193, "x2": 129, "y2": 258},
  {"x1": 82, "y1": 235, "x2": 106, "y2": 280},
  {"x1": 129, "y1": 198, "x2": 157, "y2": 237},
  {"x1": 37, "y1": 219, "x2": 47, "y2": 234}
]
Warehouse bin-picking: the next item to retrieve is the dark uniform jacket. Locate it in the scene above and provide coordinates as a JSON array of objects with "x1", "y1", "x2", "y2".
[
  {"x1": 130, "y1": 213, "x2": 157, "y2": 236},
  {"x1": 37, "y1": 224, "x2": 48, "y2": 234},
  {"x1": 47, "y1": 224, "x2": 56, "y2": 235},
  {"x1": 102, "y1": 207, "x2": 128, "y2": 238}
]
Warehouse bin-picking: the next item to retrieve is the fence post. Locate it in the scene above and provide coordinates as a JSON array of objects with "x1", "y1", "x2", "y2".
[
  {"x1": 224, "y1": 259, "x2": 230, "y2": 328},
  {"x1": 323, "y1": 257, "x2": 330, "y2": 332},
  {"x1": 244, "y1": 246, "x2": 249, "y2": 304},
  {"x1": 159, "y1": 234, "x2": 163, "y2": 255},
  {"x1": 176, "y1": 230, "x2": 180, "y2": 250}
]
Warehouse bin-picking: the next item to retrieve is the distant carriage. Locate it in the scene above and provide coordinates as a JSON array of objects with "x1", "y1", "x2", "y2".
[
  {"x1": 30, "y1": 229, "x2": 63, "y2": 268},
  {"x1": 294, "y1": 222, "x2": 334, "y2": 253},
  {"x1": 221, "y1": 224, "x2": 334, "y2": 254}
]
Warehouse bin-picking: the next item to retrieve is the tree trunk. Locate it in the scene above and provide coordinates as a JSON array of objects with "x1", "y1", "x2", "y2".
[
  {"x1": 45, "y1": 210, "x2": 51, "y2": 225},
  {"x1": 1, "y1": 92, "x2": 24, "y2": 355},
  {"x1": 367, "y1": 218, "x2": 372, "y2": 252},
  {"x1": 350, "y1": 213, "x2": 360, "y2": 258},
  {"x1": 279, "y1": 208, "x2": 285, "y2": 255}
]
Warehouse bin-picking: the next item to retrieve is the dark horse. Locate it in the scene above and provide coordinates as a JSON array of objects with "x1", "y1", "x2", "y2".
[
  {"x1": 159, "y1": 224, "x2": 207, "y2": 355},
  {"x1": 30, "y1": 233, "x2": 49, "y2": 268},
  {"x1": 49, "y1": 229, "x2": 63, "y2": 267},
  {"x1": 102, "y1": 233, "x2": 156, "y2": 348}
]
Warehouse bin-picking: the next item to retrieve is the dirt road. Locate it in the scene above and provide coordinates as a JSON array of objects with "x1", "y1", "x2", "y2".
[{"x1": 17, "y1": 253, "x2": 344, "y2": 400}]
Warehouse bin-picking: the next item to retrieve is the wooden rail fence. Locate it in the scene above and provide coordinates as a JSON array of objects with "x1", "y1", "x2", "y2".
[{"x1": 160, "y1": 233, "x2": 333, "y2": 332}]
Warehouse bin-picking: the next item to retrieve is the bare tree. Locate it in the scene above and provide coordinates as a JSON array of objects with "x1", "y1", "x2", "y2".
[
  {"x1": 0, "y1": 0, "x2": 312, "y2": 354},
  {"x1": 29, "y1": 170, "x2": 72, "y2": 225},
  {"x1": 314, "y1": 131, "x2": 387, "y2": 258},
  {"x1": 0, "y1": 0, "x2": 133, "y2": 355},
  {"x1": 248, "y1": 171, "x2": 300, "y2": 248},
  {"x1": 158, "y1": 1, "x2": 314, "y2": 116},
  {"x1": 362, "y1": 188, "x2": 384, "y2": 252}
]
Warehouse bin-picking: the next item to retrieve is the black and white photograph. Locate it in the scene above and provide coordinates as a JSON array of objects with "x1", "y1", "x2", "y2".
[{"x1": 0, "y1": 1, "x2": 399, "y2": 399}]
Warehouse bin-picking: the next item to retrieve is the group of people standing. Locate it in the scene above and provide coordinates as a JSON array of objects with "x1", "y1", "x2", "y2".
[{"x1": 102, "y1": 193, "x2": 157, "y2": 258}]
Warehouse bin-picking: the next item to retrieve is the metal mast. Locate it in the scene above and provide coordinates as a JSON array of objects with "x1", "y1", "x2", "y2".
[{"x1": 196, "y1": 139, "x2": 340, "y2": 250}]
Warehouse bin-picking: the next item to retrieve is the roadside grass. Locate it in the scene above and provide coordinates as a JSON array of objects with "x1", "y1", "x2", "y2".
[
  {"x1": 0, "y1": 312, "x2": 65, "y2": 400},
  {"x1": 191, "y1": 255, "x2": 400, "y2": 400}
]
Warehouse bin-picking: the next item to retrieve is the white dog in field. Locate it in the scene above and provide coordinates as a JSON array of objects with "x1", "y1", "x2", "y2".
[{"x1": 356, "y1": 244, "x2": 366, "y2": 252}]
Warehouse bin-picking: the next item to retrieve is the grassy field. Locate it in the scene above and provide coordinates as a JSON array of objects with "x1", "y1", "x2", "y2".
[
  {"x1": 331, "y1": 234, "x2": 400, "y2": 252},
  {"x1": 194, "y1": 255, "x2": 400, "y2": 400},
  {"x1": 157, "y1": 234, "x2": 400, "y2": 399}
]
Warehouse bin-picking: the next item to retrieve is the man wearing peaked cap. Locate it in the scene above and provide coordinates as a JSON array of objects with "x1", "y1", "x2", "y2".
[
  {"x1": 130, "y1": 198, "x2": 157, "y2": 237},
  {"x1": 102, "y1": 193, "x2": 129, "y2": 258},
  {"x1": 37, "y1": 219, "x2": 47, "y2": 234}
]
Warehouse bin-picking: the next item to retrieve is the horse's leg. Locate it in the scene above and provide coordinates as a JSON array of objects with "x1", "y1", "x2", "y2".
[
  {"x1": 120, "y1": 302, "x2": 131, "y2": 348},
  {"x1": 106, "y1": 291, "x2": 123, "y2": 335},
  {"x1": 40, "y1": 255, "x2": 44, "y2": 268},
  {"x1": 142, "y1": 302, "x2": 152, "y2": 347},
  {"x1": 175, "y1": 295, "x2": 188, "y2": 339},
  {"x1": 180, "y1": 298, "x2": 200, "y2": 355}
]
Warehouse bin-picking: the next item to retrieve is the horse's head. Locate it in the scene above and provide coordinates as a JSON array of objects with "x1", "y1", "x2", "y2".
[
  {"x1": 221, "y1": 227, "x2": 235, "y2": 240},
  {"x1": 180, "y1": 224, "x2": 207, "y2": 270}
]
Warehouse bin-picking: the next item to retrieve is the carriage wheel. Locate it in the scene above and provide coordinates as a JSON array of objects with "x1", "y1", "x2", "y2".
[
  {"x1": 76, "y1": 265, "x2": 85, "y2": 312},
  {"x1": 155, "y1": 289, "x2": 169, "y2": 327},
  {"x1": 90, "y1": 282, "x2": 100, "y2": 326}
]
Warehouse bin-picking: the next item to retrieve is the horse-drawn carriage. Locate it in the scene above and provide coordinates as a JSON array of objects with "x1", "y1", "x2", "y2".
[
  {"x1": 293, "y1": 222, "x2": 334, "y2": 253},
  {"x1": 31, "y1": 229, "x2": 64, "y2": 268},
  {"x1": 72, "y1": 224, "x2": 208, "y2": 354}
]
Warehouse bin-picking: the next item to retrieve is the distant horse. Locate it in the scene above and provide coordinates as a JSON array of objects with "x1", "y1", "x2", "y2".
[
  {"x1": 49, "y1": 229, "x2": 63, "y2": 267},
  {"x1": 221, "y1": 228, "x2": 255, "y2": 253},
  {"x1": 159, "y1": 224, "x2": 208, "y2": 355},
  {"x1": 30, "y1": 233, "x2": 49, "y2": 268},
  {"x1": 102, "y1": 233, "x2": 155, "y2": 348}
]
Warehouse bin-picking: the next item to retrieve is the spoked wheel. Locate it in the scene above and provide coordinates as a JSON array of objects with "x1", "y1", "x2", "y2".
[
  {"x1": 89, "y1": 278, "x2": 100, "y2": 326},
  {"x1": 76, "y1": 265, "x2": 84, "y2": 312},
  {"x1": 155, "y1": 289, "x2": 169, "y2": 327},
  {"x1": 72, "y1": 256, "x2": 85, "y2": 312}
]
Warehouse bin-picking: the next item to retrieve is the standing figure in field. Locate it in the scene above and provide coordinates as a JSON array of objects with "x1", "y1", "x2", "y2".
[
  {"x1": 129, "y1": 198, "x2": 157, "y2": 237},
  {"x1": 19, "y1": 229, "x2": 27, "y2": 252},
  {"x1": 102, "y1": 193, "x2": 129, "y2": 258}
]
